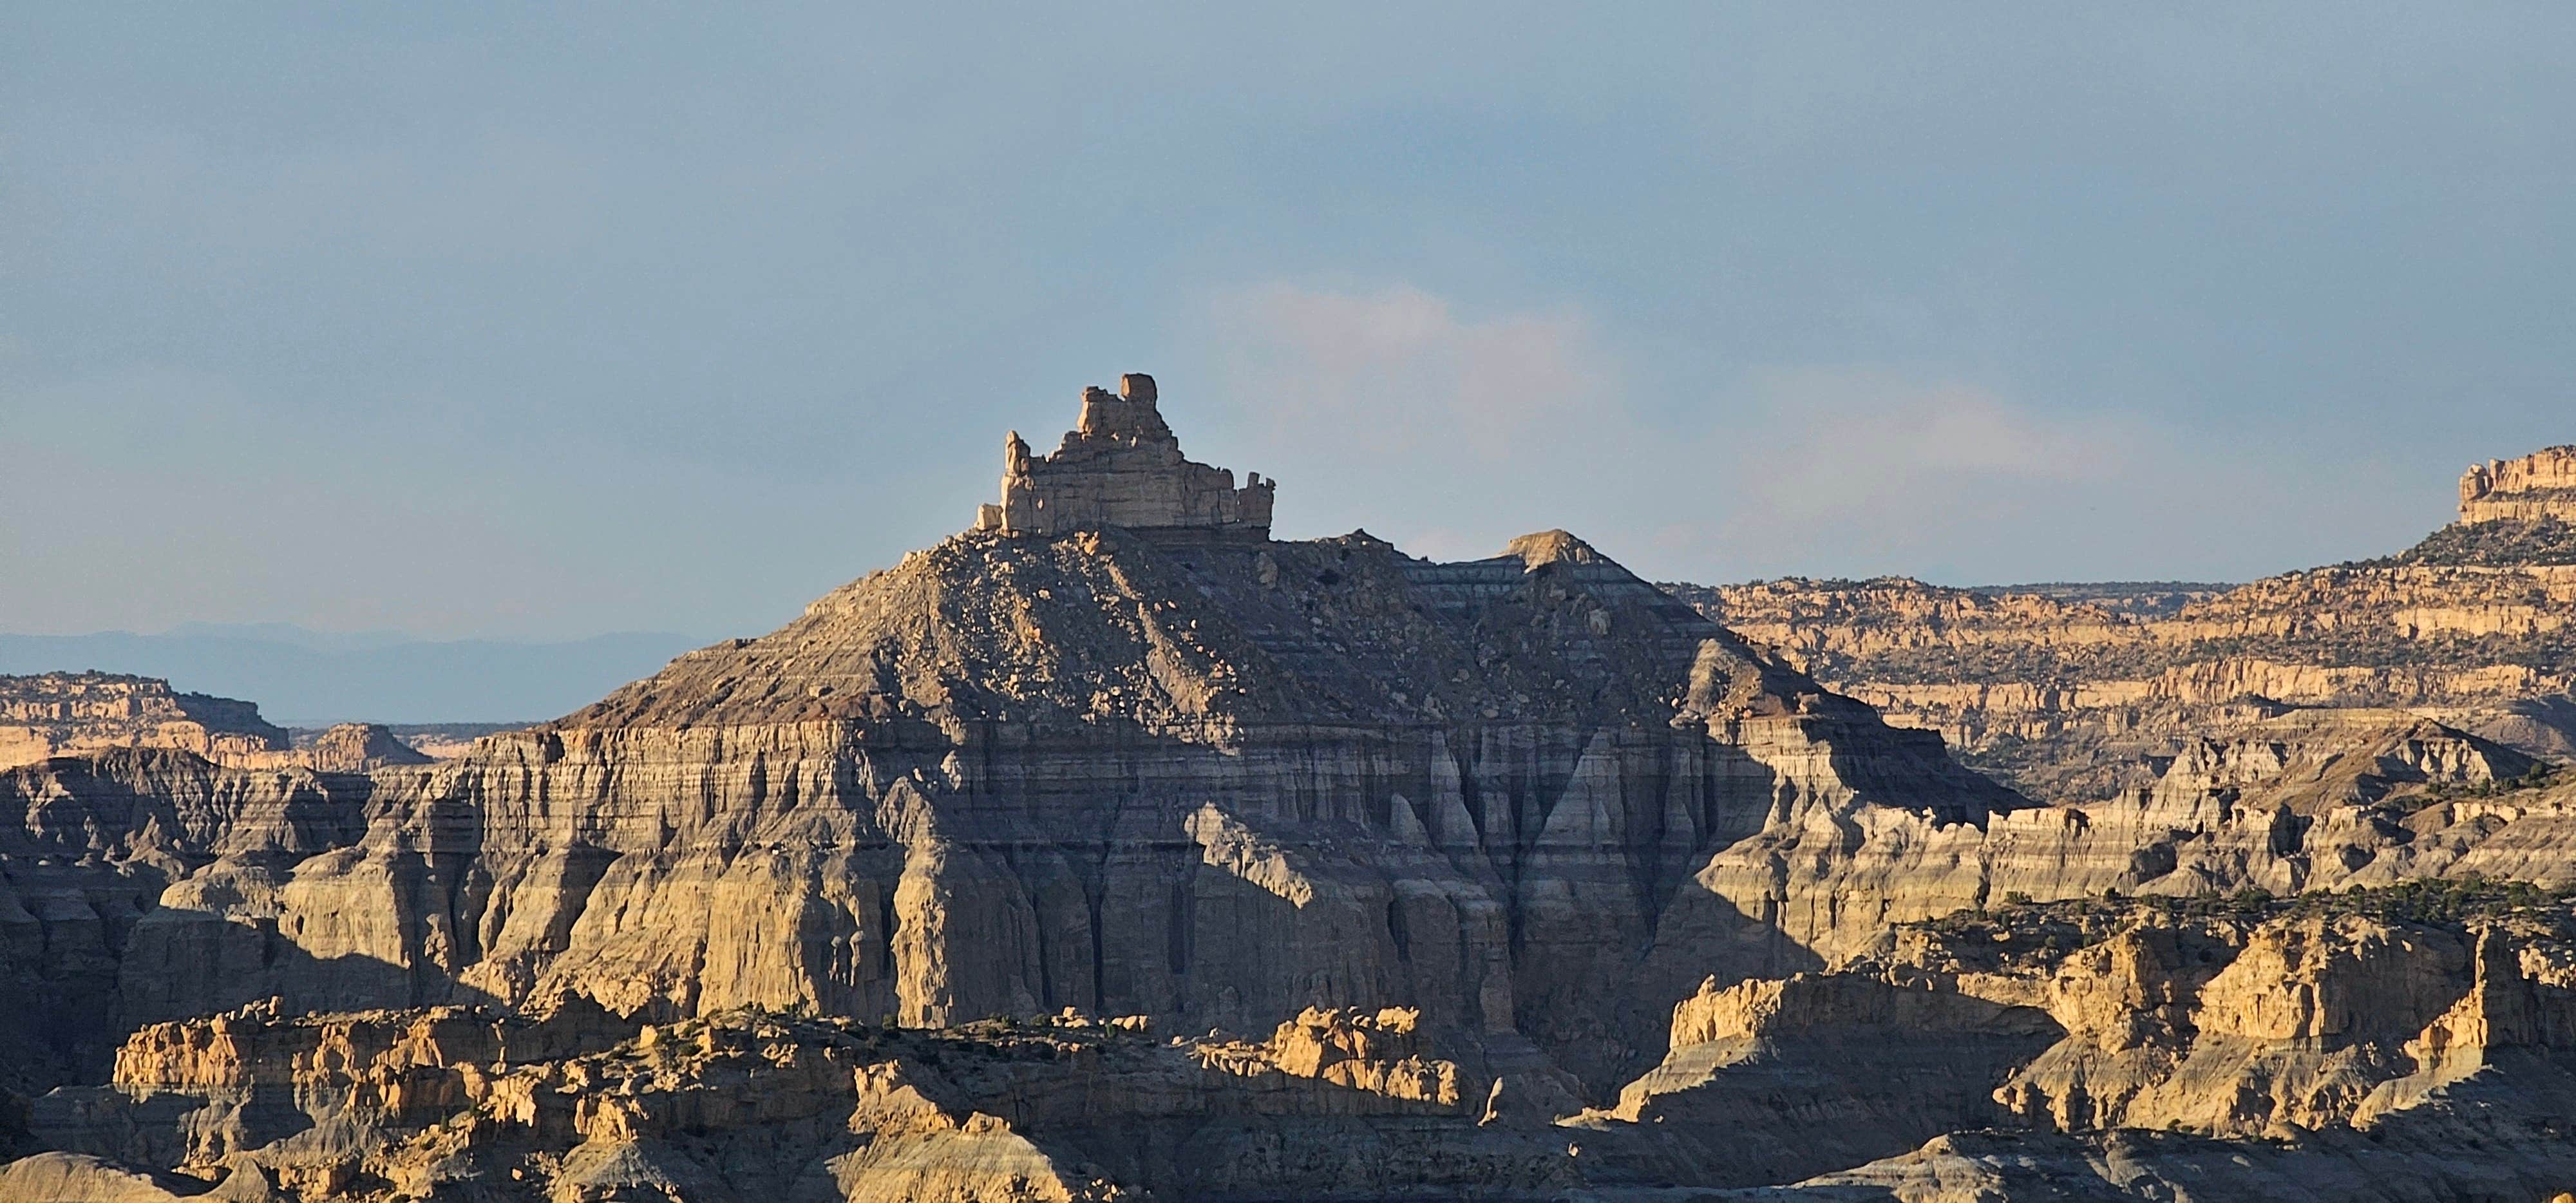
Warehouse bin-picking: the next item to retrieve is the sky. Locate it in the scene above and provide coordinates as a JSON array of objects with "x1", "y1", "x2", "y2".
[{"x1": 5, "y1": 3, "x2": 2571, "y2": 641}]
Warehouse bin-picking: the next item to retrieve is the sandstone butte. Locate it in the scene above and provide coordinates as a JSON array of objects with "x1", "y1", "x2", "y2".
[
  {"x1": 1, "y1": 377, "x2": 2572, "y2": 1202},
  {"x1": 0, "y1": 672, "x2": 433, "y2": 775}
]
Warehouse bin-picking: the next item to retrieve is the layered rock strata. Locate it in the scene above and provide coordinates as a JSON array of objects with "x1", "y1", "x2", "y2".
[
  {"x1": 0, "y1": 387, "x2": 2022, "y2": 1112},
  {"x1": 35, "y1": 887, "x2": 2576, "y2": 1202},
  {"x1": 1671, "y1": 448, "x2": 2576, "y2": 802},
  {"x1": 284, "y1": 723, "x2": 435, "y2": 773},
  {"x1": 1684, "y1": 715, "x2": 2576, "y2": 978},
  {"x1": 0, "y1": 674, "x2": 289, "y2": 772},
  {"x1": 1680, "y1": 888, "x2": 2576, "y2": 1200},
  {"x1": 1, "y1": 524, "x2": 2005, "y2": 1094},
  {"x1": 0, "y1": 674, "x2": 428, "y2": 775},
  {"x1": 9, "y1": 396, "x2": 2576, "y2": 1200},
  {"x1": 2459, "y1": 444, "x2": 2576, "y2": 526}
]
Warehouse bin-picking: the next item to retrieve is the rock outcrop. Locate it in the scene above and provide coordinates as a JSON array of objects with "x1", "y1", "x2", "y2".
[
  {"x1": 0, "y1": 674, "x2": 289, "y2": 772},
  {"x1": 1672, "y1": 887, "x2": 2576, "y2": 1200},
  {"x1": 0, "y1": 676, "x2": 430, "y2": 775},
  {"x1": 2459, "y1": 444, "x2": 2576, "y2": 526},
  {"x1": 1669, "y1": 449, "x2": 2576, "y2": 804},
  {"x1": 28, "y1": 888, "x2": 2576, "y2": 1200},
  {"x1": 278, "y1": 723, "x2": 433, "y2": 773},
  {"x1": 974, "y1": 374, "x2": 1274, "y2": 538},
  {"x1": 26, "y1": 1002, "x2": 1574, "y2": 1202},
  {"x1": 1563, "y1": 971, "x2": 2061, "y2": 1187},
  {"x1": 0, "y1": 383, "x2": 2020, "y2": 1115}
]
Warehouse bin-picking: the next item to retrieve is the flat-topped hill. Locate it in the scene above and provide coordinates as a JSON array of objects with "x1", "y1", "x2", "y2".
[
  {"x1": 1669, "y1": 442, "x2": 2576, "y2": 801},
  {"x1": 0, "y1": 670, "x2": 287, "y2": 770},
  {"x1": 0, "y1": 670, "x2": 435, "y2": 773}
]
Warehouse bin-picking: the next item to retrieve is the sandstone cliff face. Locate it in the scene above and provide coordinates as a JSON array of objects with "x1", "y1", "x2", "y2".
[
  {"x1": 277, "y1": 724, "x2": 434, "y2": 773},
  {"x1": 2459, "y1": 444, "x2": 2576, "y2": 526},
  {"x1": 1562, "y1": 972, "x2": 2062, "y2": 1188},
  {"x1": 10, "y1": 440, "x2": 2568, "y2": 1117},
  {"x1": 1674, "y1": 716, "x2": 2575, "y2": 980},
  {"x1": 0, "y1": 674, "x2": 290, "y2": 772},
  {"x1": 1669, "y1": 446, "x2": 2576, "y2": 804},
  {"x1": 0, "y1": 750, "x2": 378, "y2": 1094},
  {"x1": 975, "y1": 374, "x2": 1274, "y2": 538},
  {"x1": 26, "y1": 890, "x2": 2576, "y2": 1201},
  {"x1": 0, "y1": 674, "x2": 430, "y2": 777}
]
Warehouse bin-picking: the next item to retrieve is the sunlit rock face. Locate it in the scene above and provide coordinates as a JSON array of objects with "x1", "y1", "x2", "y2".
[
  {"x1": 1663, "y1": 893, "x2": 2576, "y2": 1202},
  {"x1": 27, "y1": 1001, "x2": 1575, "y2": 1203},
  {"x1": 1668, "y1": 444, "x2": 2576, "y2": 806},
  {"x1": 0, "y1": 672, "x2": 289, "y2": 771},
  {"x1": 974, "y1": 373, "x2": 1275, "y2": 538},
  {"x1": 2459, "y1": 444, "x2": 2576, "y2": 526}
]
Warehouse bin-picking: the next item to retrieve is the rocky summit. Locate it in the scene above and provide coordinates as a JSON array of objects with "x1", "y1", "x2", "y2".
[{"x1": 3, "y1": 379, "x2": 2573, "y2": 1202}]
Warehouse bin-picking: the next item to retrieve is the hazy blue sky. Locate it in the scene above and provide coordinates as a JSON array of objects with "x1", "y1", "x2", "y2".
[{"x1": 6, "y1": 4, "x2": 2571, "y2": 639}]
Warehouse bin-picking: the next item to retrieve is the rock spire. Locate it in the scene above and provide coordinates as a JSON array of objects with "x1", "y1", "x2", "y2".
[{"x1": 974, "y1": 372, "x2": 1274, "y2": 538}]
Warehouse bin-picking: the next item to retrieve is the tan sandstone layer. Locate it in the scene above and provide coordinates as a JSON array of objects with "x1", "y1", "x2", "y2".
[
  {"x1": 2459, "y1": 444, "x2": 2576, "y2": 526},
  {"x1": 1669, "y1": 446, "x2": 2576, "y2": 804},
  {"x1": 0, "y1": 672, "x2": 431, "y2": 775},
  {"x1": 0, "y1": 674, "x2": 290, "y2": 772}
]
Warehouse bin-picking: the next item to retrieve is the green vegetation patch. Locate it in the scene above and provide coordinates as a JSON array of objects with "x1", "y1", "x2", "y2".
[
  {"x1": 1848, "y1": 627, "x2": 2576, "y2": 686},
  {"x1": 2367, "y1": 516, "x2": 2576, "y2": 568},
  {"x1": 1921, "y1": 876, "x2": 2576, "y2": 945}
]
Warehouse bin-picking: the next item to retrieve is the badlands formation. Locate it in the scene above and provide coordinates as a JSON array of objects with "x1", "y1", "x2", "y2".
[
  {"x1": 1674, "y1": 444, "x2": 2576, "y2": 803},
  {"x1": 2, "y1": 382, "x2": 2573, "y2": 1202}
]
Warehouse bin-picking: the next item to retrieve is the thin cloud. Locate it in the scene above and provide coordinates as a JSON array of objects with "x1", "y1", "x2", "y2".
[
  {"x1": 1209, "y1": 283, "x2": 1616, "y2": 462},
  {"x1": 1197, "y1": 283, "x2": 2288, "y2": 585},
  {"x1": 1728, "y1": 368, "x2": 2119, "y2": 524},
  {"x1": 1672, "y1": 368, "x2": 2168, "y2": 580}
]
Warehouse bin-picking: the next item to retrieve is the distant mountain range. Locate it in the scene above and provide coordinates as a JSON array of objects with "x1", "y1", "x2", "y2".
[{"x1": 0, "y1": 625, "x2": 709, "y2": 726}]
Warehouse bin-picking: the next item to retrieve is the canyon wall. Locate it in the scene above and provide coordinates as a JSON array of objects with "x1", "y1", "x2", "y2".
[
  {"x1": 1671, "y1": 451, "x2": 2576, "y2": 803},
  {"x1": 1710, "y1": 883, "x2": 2576, "y2": 1201}
]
